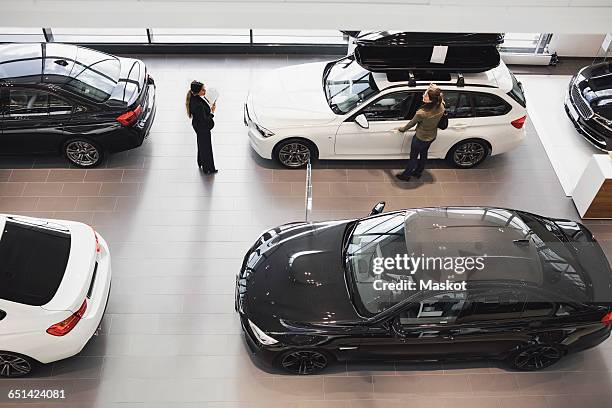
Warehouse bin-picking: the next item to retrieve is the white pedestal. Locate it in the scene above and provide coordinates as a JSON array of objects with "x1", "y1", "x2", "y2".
[{"x1": 572, "y1": 154, "x2": 612, "y2": 219}]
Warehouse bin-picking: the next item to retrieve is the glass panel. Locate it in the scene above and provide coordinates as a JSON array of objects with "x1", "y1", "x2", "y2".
[
  {"x1": 362, "y1": 92, "x2": 414, "y2": 121},
  {"x1": 503, "y1": 33, "x2": 543, "y2": 50},
  {"x1": 253, "y1": 29, "x2": 347, "y2": 45},
  {"x1": 9, "y1": 89, "x2": 49, "y2": 116},
  {"x1": 52, "y1": 28, "x2": 148, "y2": 43},
  {"x1": 152, "y1": 28, "x2": 250, "y2": 43},
  {"x1": 0, "y1": 27, "x2": 45, "y2": 42}
]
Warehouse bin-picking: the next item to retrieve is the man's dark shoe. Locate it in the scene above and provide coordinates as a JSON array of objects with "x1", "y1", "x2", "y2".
[{"x1": 396, "y1": 173, "x2": 411, "y2": 182}]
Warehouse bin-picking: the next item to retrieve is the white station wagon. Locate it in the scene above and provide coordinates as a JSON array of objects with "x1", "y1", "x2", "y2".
[{"x1": 245, "y1": 56, "x2": 527, "y2": 168}]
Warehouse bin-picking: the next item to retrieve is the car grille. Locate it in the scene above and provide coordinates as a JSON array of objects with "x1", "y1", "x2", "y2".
[{"x1": 571, "y1": 84, "x2": 594, "y2": 119}]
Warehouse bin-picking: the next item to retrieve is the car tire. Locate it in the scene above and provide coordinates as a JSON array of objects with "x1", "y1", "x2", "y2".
[
  {"x1": 0, "y1": 351, "x2": 37, "y2": 378},
  {"x1": 273, "y1": 139, "x2": 317, "y2": 169},
  {"x1": 447, "y1": 139, "x2": 490, "y2": 168},
  {"x1": 277, "y1": 349, "x2": 331, "y2": 375},
  {"x1": 506, "y1": 344, "x2": 565, "y2": 371},
  {"x1": 63, "y1": 138, "x2": 104, "y2": 168}
]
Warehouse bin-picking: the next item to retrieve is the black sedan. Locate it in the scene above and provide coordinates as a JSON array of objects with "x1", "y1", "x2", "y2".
[
  {"x1": 236, "y1": 204, "x2": 612, "y2": 374},
  {"x1": 0, "y1": 43, "x2": 155, "y2": 167},
  {"x1": 565, "y1": 61, "x2": 612, "y2": 151}
]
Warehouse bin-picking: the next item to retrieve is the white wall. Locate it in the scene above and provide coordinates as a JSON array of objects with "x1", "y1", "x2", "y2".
[
  {"x1": 549, "y1": 34, "x2": 609, "y2": 57},
  {"x1": 0, "y1": 1, "x2": 611, "y2": 34}
]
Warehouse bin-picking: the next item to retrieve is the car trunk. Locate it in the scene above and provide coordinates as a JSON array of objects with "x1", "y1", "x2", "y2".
[
  {"x1": 108, "y1": 57, "x2": 151, "y2": 125},
  {"x1": 41, "y1": 221, "x2": 98, "y2": 314},
  {"x1": 0, "y1": 217, "x2": 72, "y2": 307}
]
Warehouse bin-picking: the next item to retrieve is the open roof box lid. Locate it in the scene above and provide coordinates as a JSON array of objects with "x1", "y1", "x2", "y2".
[{"x1": 354, "y1": 32, "x2": 504, "y2": 73}]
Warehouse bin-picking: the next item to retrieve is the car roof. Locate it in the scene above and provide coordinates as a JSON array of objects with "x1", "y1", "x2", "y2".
[
  {"x1": 0, "y1": 43, "x2": 78, "y2": 84},
  {"x1": 404, "y1": 207, "x2": 544, "y2": 285},
  {"x1": 372, "y1": 60, "x2": 513, "y2": 93}
]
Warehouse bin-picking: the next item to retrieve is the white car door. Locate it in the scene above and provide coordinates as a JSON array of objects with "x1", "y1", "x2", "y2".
[{"x1": 334, "y1": 91, "x2": 415, "y2": 156}]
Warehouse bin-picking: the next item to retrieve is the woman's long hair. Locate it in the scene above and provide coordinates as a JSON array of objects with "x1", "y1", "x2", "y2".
[
  {"x1": 422, "y1": 84, "x2": 444, "y2": 112},
  {"x1": 186, "y1": 81, "x2": 204, "y2": 118}
]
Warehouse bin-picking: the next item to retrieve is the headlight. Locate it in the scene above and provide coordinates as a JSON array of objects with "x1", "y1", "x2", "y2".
[
  {"x1": 248, "y1": 320, "x2": 279, "y2": 346},
  {"x1": 254, "y1": 122, "x2": 275, "y2": 138}
]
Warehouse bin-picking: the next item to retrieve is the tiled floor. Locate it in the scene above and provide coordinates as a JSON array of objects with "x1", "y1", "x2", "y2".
[{"x1": 0, "y1": 54, "x2": 611, "y2": 408}]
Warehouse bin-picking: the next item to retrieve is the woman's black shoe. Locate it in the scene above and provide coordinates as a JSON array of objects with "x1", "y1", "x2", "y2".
[
  {"x1": 413, "y1": 173, "x2": 422, "y2": 179},
  {"x1": 396, "y1": 173, "x2": 411, "y2": 182}
]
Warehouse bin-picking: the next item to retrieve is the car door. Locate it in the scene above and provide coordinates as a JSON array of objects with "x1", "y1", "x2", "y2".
[
  {"x1": 353, "y1": 292, "x2": 468, "y2": 361},
  {"x1": 467, "y1": 92, "x2": 513, "y2": 147},
  {"x1": 1, "y1": 87, "x2": 72, "y2": 154},
  {"x1": 334, "y1": 91, "x2": 415, "y2": 156}
]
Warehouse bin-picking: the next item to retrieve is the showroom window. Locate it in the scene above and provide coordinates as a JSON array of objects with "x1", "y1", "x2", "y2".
[
  {"x1": 51, "y1": 28, "x2": 148, "y2": 43},
  {"x1": 0, "y1": 27, "x2": 45, "y2": 42},
  {"x1": 252, "y1": 29, "x2": 346, "y2": 45},
  {"x1": 151, "y1": 29, "x2": 250, "y2": 43}
]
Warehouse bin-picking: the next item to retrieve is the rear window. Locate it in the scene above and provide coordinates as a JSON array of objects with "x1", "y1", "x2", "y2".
[
  {"x1": 0, "y1": 219, "x2": 71, "y2": 306},
  {"x1": 508, "y1": 73, "x2": 527, "y2": 107},
  {"x1": 55, "y1": 47, "x2": 120, "y2": 103}
]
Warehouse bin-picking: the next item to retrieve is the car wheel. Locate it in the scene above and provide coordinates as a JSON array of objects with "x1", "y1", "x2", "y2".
[
  {"x1": 63, "y1": 139, "x2": 104, "y2": 168},
  {"x1": 506, "y1": 344, "x2": 565, "y2": 371},
  {"x1": 447, "y1": 139, "x2": 489, "y2": 168},
  {"x1": 278, "y1": 349, "x2": 330, "y2": 375},
  {"x1": 274, "y1": 139, "x2": 316, "y2": 169},
  {"x1": 0, "y1": 352, "x2": 36, "y2": 378}
]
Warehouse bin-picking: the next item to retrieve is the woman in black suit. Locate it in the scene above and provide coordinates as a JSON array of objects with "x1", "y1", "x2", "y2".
[{"x1": 186, "y1": 80, "x2": 217, "y2": 173}]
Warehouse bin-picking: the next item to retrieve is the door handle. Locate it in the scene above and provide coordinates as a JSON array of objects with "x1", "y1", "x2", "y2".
[
  {"x1": 451, "y1": 124, "x2": 468, "y2": 129},
  {"x1": 442, "y1": 335, "x2": 454, "y2": 340}
]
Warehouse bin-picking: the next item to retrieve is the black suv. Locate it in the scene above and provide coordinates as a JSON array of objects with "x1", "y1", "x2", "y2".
[
  {"x1": 0, "y1": 43, "x2": 156, "y2": 167},
  {"x1": 565, "y1": 61, "x2": 612, "y2": 151},
  {"x1": 236, "y1": 204, "x2": 612, "y2": 374}
]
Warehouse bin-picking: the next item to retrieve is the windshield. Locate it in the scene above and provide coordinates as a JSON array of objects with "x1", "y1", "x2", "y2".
[
  {"x1": 324, "y1": 56, "x2": 379, "y2": 115},
  {"x1": 0, "y1": 219, "x2": 71, "y2": 306},
  {"x1": 345, "y1": 212, "x2": 407, "y2": 316}
]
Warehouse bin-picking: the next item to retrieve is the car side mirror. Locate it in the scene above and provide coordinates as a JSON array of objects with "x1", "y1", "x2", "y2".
[
  {"x1": 355, "y1": 114, "x2": 369, "y2": 129},
  {"x1": 0, "y1": 310, "x2": 5, "y2": 321},
  {"x1": 369, "y1": 201, "x2": 385, "y2": 216}
]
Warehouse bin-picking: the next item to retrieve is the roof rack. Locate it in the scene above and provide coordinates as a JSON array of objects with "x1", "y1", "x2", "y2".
[{"x1": 387, "y1": 70, "x2": 466, "y2": 88}]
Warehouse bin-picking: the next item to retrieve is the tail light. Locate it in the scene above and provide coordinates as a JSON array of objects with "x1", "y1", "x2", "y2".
[
  {"x1": 602, "y1": 312, "x2": 612, "y2": 326},
  {"x1": 116, "y1": 105, "x2": 142, "y2": 126},
  {"x1": 511, "y1": 115, "x2": 527, "y2": 129},
  {"x1": 46, "y1": 299, "x2": 87, "y2": 336},
  {"x1": 89, "y1": 226, "x2": 101, "y2": 253}
]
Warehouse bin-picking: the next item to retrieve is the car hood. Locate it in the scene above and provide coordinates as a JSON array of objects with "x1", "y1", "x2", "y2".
[
  {"x1": 248, "y1": 62, "x2": 337, "y2": 130},
  {"x1": 239, "y1": 220, "x2": 363, "y2": 330}
]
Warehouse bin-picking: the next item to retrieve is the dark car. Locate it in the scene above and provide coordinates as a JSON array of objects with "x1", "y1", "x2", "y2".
[
  {"x1": 236, "y1": 204, "x2": 612, "y2": 375},
  {"x1": 565, "y1": 61, "x2": 612, "y2": 151},
  {"x1": 0, "y1": 43, "x2": 156, "y2": 167}
]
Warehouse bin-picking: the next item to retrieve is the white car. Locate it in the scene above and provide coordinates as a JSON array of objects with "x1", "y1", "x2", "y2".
[
  {"x1": 0, "y1": 215, "x2": 111, "y2": 377},
  {"x1": 245, "y1": 56, "x2": 527, "y2": 168}
]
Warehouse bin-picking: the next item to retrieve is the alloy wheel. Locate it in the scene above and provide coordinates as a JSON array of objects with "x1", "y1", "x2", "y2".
[
  {"x1": 65, "y1": 140, "x2": 100, "y2": 167},
  {"x1": 453, "y1": 142, "x2": 486, "y2": 167},
  {"x1": 278, "y1": 143, "x2": 311, "y2": 168},
  {"x1": 0, "y1": 353, "x2": 32, "y2": 378},
  {"x1": 280, "y1": 350, "x2": 328, "y2": 375},
  {"x1": 513, "y1": 345, "x2": 562, "y2": 371}
]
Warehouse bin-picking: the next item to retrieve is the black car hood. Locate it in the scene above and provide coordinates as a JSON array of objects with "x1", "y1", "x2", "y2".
[{"x1": 239, "y1": 220, "x2": 364, "y2": 329}]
